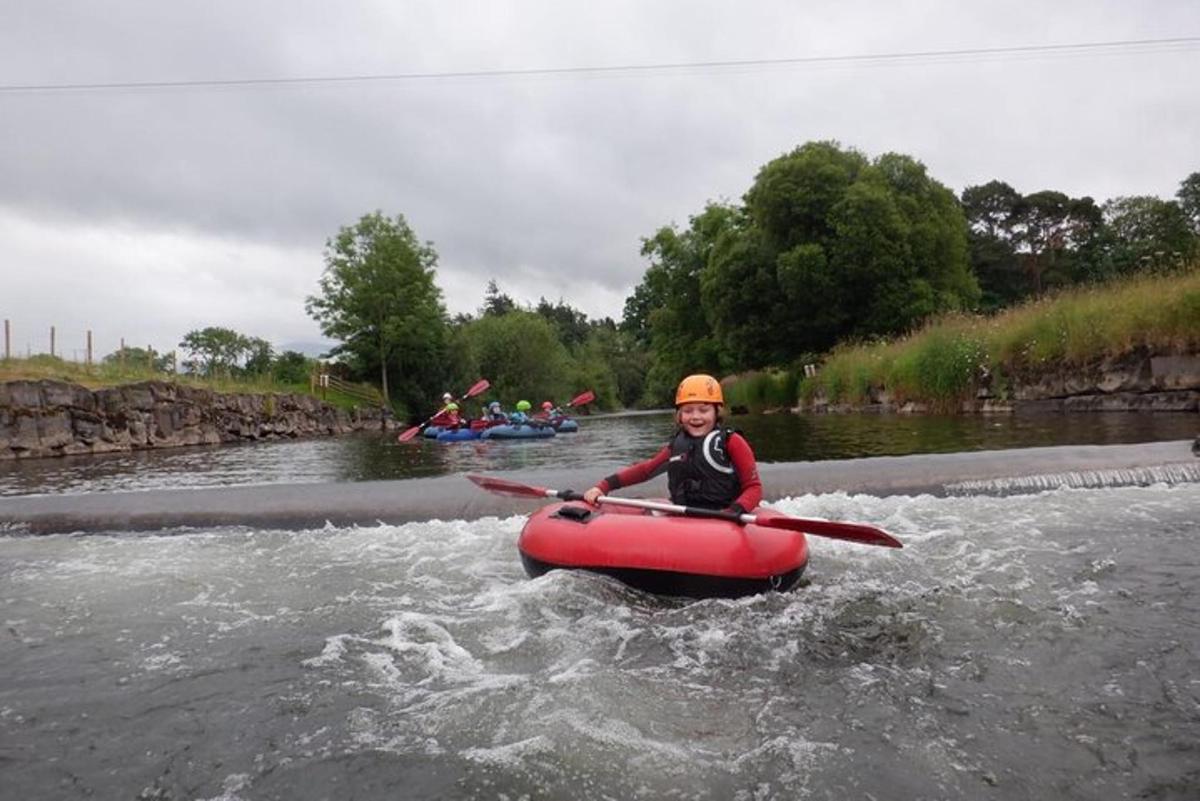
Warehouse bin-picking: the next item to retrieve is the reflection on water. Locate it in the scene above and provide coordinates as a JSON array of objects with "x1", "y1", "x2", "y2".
[{"x1": 0, "y1": 410, "x2": 1196, "y2": 497}]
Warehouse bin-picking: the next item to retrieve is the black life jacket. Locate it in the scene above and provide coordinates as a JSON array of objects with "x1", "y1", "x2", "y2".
[{"x1": 666, "y1": 427, "x2": 741, "y2": 509}]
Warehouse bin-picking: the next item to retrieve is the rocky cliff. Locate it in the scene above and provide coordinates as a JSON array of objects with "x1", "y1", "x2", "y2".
[{"x1": 0, "y1": 380, "x2": 392, "y2": 460}]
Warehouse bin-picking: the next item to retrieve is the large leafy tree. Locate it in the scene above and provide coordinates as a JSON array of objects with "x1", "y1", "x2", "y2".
[
  {"x1": 452, "y1": 311, "x2": 572, "y2": 406},
  {"x1": 1101, "y1": 195, "x2": 1196, "y2": 273},
  {"x1": 638, "y1": 203, "x2": 734, "y2": 401},
  {"x1": 626, "y1": 142, "x2": 979, "y2": 387},
  {"x1": 1011, "y1": 190, "x2": 1103, "y2": 294},
  {"x1": 306, "y1": 211, "x2": 448, "y2": 411},
  {"x1": 961, "y1": 180, "x2": 1024, "y2": 309},
  {"x1": 712, "y1": 142, "x2": 977, "y2": 359},
  {"x1": 179, "y1": 326, "x2": 252, "y2": 376}
]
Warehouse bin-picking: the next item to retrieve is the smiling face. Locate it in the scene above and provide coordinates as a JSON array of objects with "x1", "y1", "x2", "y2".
[{"x1": 676, "y1": 402, "x2": 718, "y2": 437}]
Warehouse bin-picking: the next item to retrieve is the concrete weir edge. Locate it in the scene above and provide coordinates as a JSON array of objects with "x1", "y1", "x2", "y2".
[{"x1": 1, "y1": 440, "x2": 1197, "y2": 535}]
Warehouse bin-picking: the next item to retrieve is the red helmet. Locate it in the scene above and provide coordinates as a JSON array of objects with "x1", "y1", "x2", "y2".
[{"x1": 541, "y1": 401, "x2": 553, "y2": 410}]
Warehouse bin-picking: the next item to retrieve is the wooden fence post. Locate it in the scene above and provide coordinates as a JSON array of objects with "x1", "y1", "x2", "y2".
[
  {"x1": 50, "y1": 326, "x2": 56, "y2": 358},
  {"x1": 87, "y1": 330, "x2": 93, "y2": 366},
  {"x1": 4, "y1": 319, "x2": 9, "y2": 360}
]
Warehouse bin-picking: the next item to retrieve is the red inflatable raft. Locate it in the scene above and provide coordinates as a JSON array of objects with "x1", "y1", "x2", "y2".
[{"x1": 518, "y1": 501, "x2": 809, "y2": 598}]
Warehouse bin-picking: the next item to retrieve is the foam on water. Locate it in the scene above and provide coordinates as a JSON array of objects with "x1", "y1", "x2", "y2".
[
  {"x1": 1, "y1": 484, "x2": 1198, "y2": 799},
  {"x1": 945, "y1": 461, "x2": 1200, "y2": 494}
]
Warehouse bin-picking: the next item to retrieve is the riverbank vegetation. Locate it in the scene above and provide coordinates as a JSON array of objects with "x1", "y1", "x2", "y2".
[
  {"x1": 0, "y1": 353, "x2": 381, "y2": 413},
  {"x1": 792, "y1": 264, "x2": 1200, "y2": 409},
  {"x1": 625, "y1": 143, "x2": 1199, "y2": 406}
]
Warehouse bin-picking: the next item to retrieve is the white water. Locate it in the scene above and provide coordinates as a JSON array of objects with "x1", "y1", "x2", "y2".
[{"x1": 2, "y1": 484, "x2": 1199, "y2": 799}]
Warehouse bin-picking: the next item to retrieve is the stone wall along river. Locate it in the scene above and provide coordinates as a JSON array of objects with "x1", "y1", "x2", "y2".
[{"x1": 0, "y1": 379, "x2": 390, "y2": 460}]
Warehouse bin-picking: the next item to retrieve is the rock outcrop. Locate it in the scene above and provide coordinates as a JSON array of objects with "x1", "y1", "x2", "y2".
[
  {"x1": 0, "y1": 380, "x2": 393, "y2": 460},
  {"x1": 800, "y1": 350, "x2": 1200, "y2": 414}
]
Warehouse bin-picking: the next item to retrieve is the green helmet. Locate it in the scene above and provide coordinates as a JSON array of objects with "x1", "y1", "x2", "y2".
[{"x1": 515, "y1": 400, "x2": 531, "y2": 412}]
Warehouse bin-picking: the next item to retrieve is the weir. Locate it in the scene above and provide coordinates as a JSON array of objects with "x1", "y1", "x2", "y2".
[{"x1": 1, "y1": 440, "x2": 1196, "y2": 535}]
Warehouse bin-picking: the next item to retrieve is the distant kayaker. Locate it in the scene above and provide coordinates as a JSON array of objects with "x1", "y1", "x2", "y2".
[
  {"x1": 582, "y1": 374, "x2": 762, "y2": 515},
  {"x1": 483, "y1": 400, "x2": 508, "y2": 424},
  {"x1": 429, "y1": 392, "x2": 462, "y2": 428},
  {"x1": 509, "y1": 400, "x2": 533, "y2": 426},
  {"x1": 536, "y1": 400, "x2": 563, "y2": 420}
]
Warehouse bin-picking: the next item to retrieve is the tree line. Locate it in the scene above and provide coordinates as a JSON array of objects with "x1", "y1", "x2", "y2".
[
  {"x1": 622, "y1": 141, "x2": 1199, "y2": 402},
  {"x1": 306, "y1": 142, "x2": 1198, "y2": 416},
  {"x1": 305, "y1": 211, "x2": 649, "y2": 418}
]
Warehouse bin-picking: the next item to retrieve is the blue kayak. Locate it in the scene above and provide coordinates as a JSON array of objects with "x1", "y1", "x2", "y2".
[
  {"x1": 436, "y1": 427, "x2": 482, "y2": 442},
  {"x1": 423, "y1": 426, "x2": 444, "y2": 438},
  {"x1": 551, "y1": 418, "x2": 579, "y2": 433},
  {"x1": 480, "y1": 423, "x2": 556, "y2": 440}
]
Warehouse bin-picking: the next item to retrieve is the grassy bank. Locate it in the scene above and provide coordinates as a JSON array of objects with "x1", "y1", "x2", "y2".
[
  {"x1": 721, "y1": 265, "x2": 1200, "y2": 411},
  {"x1": 802, "y1": 266, "x2": 1200, "y2": 409},
  {"x1": 0, "y1": 355, "x2": 382, "y2": 413},
  {"x1": 721, "y1": 369, "x2": 803, "y2": 413}
]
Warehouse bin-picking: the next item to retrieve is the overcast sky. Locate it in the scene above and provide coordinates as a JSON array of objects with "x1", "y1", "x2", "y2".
[{"x1": 2, "y1": 1, "x2": 1198, "y2": 360}]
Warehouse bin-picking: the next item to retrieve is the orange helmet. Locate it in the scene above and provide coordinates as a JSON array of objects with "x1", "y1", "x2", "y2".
[{"x1": 675, "y1": 374, "x2": 723, "y2": 406}]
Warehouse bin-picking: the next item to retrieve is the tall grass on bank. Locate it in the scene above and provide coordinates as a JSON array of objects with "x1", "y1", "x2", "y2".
[
  {"x1": 801, "y1": 265, "x2": 1200, "y2": 409},
  {"x1": 0, "y1": 354, "x2": 378, "y2": 413},
  {"x1": 722, "y1": 369, "x2": 802, "y2": 412}
]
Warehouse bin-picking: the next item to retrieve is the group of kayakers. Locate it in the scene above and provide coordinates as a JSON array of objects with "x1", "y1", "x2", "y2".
[{"x1": 429, "y1": 393, "x2": 566, "y2": 431}]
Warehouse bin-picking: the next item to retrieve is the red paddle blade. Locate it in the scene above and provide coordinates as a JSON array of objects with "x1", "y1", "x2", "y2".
[
  {"x1": 568, "y1": 390, "x2": 595, "y2": 407},
  {"x1": 756, "y1": 515, "x2": 902, "y2": 548},
  {"x1": 397, "y1": 425, "x2": 422, "y2": 443},
  {"x1": 463, "y1": 379, "x2": 490, "y2": 399},
  {"x1": 466, "y1": 473, "x2": 552, "y2": 499}
]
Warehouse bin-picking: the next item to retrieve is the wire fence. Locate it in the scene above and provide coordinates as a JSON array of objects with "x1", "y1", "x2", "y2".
[
  {"x1": 2, "y1": 319, "x2": 171, "y2": 367},
  {"x1": 2, "y1": 319, "x2": 387, "y2": 410}
]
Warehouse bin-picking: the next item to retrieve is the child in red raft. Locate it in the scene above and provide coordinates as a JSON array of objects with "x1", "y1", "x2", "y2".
[{"x1": 582, "y1": 374, "x2": 762, "y2": 515}]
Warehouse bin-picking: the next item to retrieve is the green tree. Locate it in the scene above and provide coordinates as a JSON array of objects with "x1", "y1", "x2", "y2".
[
  {"x1": 535, "y1": 297, "x2": 590, "y2": 350},
  {"x1": 1101, "y1": 196, "x2": 1196, "y2": 273},
  {"x1": 242, "y1": 337, "x2": 273, "y2": 376},
  {"x1": 272, "y1": 350, "x2": 313, "y2": 385},
  {"x1": 306, "y1": 211, "x2": 448, "y2": 410},
  {"x1": 1177, "y1": 171, "x2": 1200, "y2": 236},
  {"x1": 1012, "y1": 191, "x2": 1103, "y2": 294},
  {"x1": 179, "y1": 327, "x2": 250, "y2": 376},
  {"x1": 636, "y1": 203, "x2": 734, "y2": 401},
  {"x1": 453, "y1": 311, "x2": 571, "y2": 406},
  {"x1": 710, "y1": 143, "x2": 977, "y2": 359},
  {"x1": 961, "y1": 181, "x2": 1025, "y2": 309},
  {"x1": 104, "y1": 345, "x2": 173, "y2": 372},
  {"x1": 481, "y1": 279, "x2": 517, "y2": 317}
]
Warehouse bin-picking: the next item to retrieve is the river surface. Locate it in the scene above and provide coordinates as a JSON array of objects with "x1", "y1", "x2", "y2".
[
  {"x1": 2, "y1": 483, "x2": 1198, "y2": 800},
  {"x1": 1, "y1": 410, "x2": 1196, "y2": 497},
  {"x1": 2, "y1": 412, "x2": 1199, "y2": 799}
]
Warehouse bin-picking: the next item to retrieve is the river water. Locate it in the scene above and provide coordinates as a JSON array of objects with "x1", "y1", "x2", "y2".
[
  {"x1": 1, "y1": 410, "x2": 1197, "y2": 497},
  {"x1": 2, "y1": 412, "x2": 1199, "y2": 799}
]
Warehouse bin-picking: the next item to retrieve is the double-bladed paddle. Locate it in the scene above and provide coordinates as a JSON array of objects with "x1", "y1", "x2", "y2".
[
  {"x1": 465, "y1": 473, "x2": 903, "y2": 548},
  {"x1": 566, "y1": 390, "x2": 595, "y2": 408},
  {"x1": 397, "y1": 379, "x2": 491, "y2": 443}
]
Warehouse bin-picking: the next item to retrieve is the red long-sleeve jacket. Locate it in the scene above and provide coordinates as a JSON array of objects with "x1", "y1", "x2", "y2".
[{"x1": 595, "y1": 432, "x2": 762, "y2": 511}]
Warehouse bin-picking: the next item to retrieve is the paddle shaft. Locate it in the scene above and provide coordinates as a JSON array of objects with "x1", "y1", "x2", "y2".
[
  {"x1": 464, "y1": 472, "x2": 902, "y2": 548},
  {"x1": 569, "y1": 492, "x2": 744, "y2": 523}
]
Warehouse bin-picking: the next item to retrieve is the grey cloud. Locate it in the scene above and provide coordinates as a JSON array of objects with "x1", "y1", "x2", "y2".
[{"x1": 2, "y1": 0, "x2": 1198, "y2": 342}]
